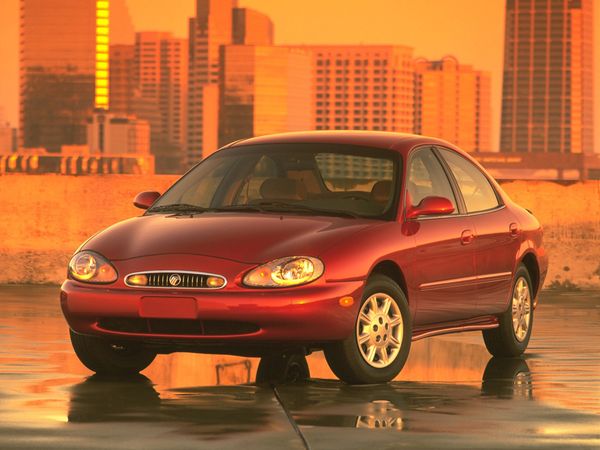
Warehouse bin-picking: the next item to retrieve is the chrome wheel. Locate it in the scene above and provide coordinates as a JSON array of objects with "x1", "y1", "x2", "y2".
[
  {"x1": 356, "y1": 293, "x2": 403, "y2": 368},
  {"x1": 511, "y1": 277, "x2": 531, "y2": 342}
]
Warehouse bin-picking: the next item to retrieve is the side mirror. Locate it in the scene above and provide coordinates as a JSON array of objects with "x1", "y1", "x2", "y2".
[
  {"x1": 133, "y1": 191, "x2": 161, "y2": 210},
  {"x1": 406, "y1": 196, "x2": 454, "y2": 219}
]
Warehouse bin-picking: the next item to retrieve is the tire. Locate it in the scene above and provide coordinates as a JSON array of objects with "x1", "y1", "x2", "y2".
[
  {"x1": 70, "y1": 329, "x2": 156, "y2": 375},
  {"x1": 324, "y1": 274, "x2": 411, "y2": 384},
  {"x1": 481, "y1": 357, "x2": 532, "y2": 400},
  {"x1": 483, "y1": 264, "x2": 534, "y2": 357},
  {"x1": 256, "y1": 352, "x2": 310, "y2": 384}
]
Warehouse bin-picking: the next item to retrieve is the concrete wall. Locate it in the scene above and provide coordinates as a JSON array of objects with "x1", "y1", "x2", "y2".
[{"x1": 1, "y1": 175, "x2": 599, "y2": 288}]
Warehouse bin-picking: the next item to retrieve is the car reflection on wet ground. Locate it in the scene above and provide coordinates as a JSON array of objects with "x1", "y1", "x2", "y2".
[{"x1": 0, "y1": 286, "x2": 598, "y2": 449}]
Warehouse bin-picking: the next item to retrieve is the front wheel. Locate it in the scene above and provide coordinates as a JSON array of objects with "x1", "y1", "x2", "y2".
[
  {"x1": 70, "y1": 329, "x2": 156, "y2": 375},
  {"x1": 324, "y1": 274, "x2": 412, "y2": 384},
  {"x1": 483, "y1": 264, "x2": 534, "y2": 357}
]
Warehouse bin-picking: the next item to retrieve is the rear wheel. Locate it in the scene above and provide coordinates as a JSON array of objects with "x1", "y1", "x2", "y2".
[
  {"x1": 483, "y1": 264, "x2": 534, "y2": 357},
  {"x1": 70, "y1": 329, "x2": 156, "y2": 375},
  {"x1": 324, "y1": 274, "x2": 411, "y2": 384}
]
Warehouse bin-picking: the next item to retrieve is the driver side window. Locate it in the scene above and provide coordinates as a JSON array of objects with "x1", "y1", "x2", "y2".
[{"x1": 407, "y1": 148, "x2": 458, "y2": 213}]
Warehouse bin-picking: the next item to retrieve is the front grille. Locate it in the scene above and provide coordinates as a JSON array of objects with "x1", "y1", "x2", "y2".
[
  {"x1": 125, "y1": 271, "x2": 226, "y2": 289},
  {"x1": 98, "y1": 318, "x2": 260, "y2": 336}
]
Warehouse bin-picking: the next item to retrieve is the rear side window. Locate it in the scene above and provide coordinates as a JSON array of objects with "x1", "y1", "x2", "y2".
[{"x1": 438, "y1": 148, "x2": 500, "y2": 213}]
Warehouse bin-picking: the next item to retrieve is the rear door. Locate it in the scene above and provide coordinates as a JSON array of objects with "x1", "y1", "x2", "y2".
[
  {"x1": 407, "y1": 147, "x2": 477, "y2": 325},
  {"x1": 436, "y1": 147, "x2": 519, "y2": 315}
]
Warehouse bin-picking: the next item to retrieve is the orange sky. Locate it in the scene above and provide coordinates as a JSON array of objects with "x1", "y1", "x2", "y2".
[{"x1": 1, "y1": 0, "x2": 599, "y2": 151}]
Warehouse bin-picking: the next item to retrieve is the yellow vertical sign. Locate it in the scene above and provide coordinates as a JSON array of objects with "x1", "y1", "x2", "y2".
[{"x1": 95, "y1": 0, "x2": 110, "y2": 110}]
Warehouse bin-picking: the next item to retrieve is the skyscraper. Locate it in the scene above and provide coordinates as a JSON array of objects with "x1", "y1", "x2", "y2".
[
  {"x1": 300, "y1": 46, "x2": 414, "y2": 133},
  {"x1": 219, "y1": 45, "x2": 312, "y2": 149},
  {"x1": 20, "y1": 0, "x2": 134, "y2": 152},
  {"x1": 134, "y1": 32, "x2": 188, "y2": 172},
  {"x1": 20, "y1": 0, "x2": 96, "y2": 151},
  {"x1": 414, "y1": 56, "x2": 491, "y2": 152},
  {"x1": 232, "y1": 8, "x2": 274, "y2": 45},
  {"x1": 109, "y1": 44, "x2": 136, "y2": 116},
  {"x1": 187, "y1": 0, "x2": 237, "y2": 166},
  {"x1": 186, "y1": 1, "x2": 275, "y2": 165},
  {"x1": 500, "y1": 0, "x2": 594, "y2": 153}
]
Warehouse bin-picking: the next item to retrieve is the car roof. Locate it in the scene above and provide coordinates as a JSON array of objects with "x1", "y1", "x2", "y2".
[{"x1": 228, "y1": 130, "x2": 460, "y2": 155}]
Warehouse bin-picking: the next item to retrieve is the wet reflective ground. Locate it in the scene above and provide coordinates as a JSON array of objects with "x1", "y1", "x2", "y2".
[{"x1": 0, "y1": 286, "x2": 598, "y2": 449}]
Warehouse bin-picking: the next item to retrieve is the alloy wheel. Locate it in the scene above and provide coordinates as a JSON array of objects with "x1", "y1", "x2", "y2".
[
  {"x1": 356, "y1": 293, "x2": 403, "y2": 368},
  {"x1": 511, "y1": 277, "x2": 531, "y2": 342}
]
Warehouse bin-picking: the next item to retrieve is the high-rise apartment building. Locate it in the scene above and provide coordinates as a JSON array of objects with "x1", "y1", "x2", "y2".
[
  {"x1": 219, "y1": 46, "x2": 312, "y2": 149},
  {"x1": 298, "y1": 46, "x2": 414, "y2": 133},
  {"x1": 134, "y1": 32, "x2": 188, "y2": 172},
  {"x1": 500, "y1": 0, "x2": 594, "y2": 153},
  {"x1": 414, "y1": 56, "x2": 491, "y2": 152},
  {"x1": 20, "y1": 0, "x2": 134, "y2": 152}
]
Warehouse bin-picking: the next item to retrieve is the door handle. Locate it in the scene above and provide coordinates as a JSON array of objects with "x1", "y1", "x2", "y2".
[
  {"x1": 461, "y1": 229, "x2": 475, "y2": 245},
  {"x1": 509, "y1": 222, "x2": 520, "y2": 237}
]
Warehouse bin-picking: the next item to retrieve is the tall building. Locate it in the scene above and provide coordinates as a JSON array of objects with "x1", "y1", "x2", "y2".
[
  {"x1": 414, "y1": 56, "x2": 491, "y2": 152},
  {"x1": 500, "y1": 0, "x2": 594, "y2": 153},
  {"x1": 299, "y1": 46, "x2": 414, "y2": 133},
  {"x1": 109, "y1": 44, "x2": 136, "y2": 116},
  {"x1": 19, "y1": 0, "x2": 134, "y2": 152},
  {"x1": 20, "y1": 0, "x2": 96, "y2": 151},
  {"x1": 219, "y1": 46, "x2": 312, "y2": 149},
  {"x1": 134, "y1": 32, "x2": 188, "y2": 172},
  {"x1": 232, "y1": 8, "x2": 274, "y2": 45},
  {"x1": 187, "y1": 0, "x2": 237, "y2": 166},
  {"x1": 186, "y1": 1, "x2": 275, "y2": 165}
]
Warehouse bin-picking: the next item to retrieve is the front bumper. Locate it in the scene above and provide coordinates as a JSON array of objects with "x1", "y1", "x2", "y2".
[{"x1": 60, "y1": 279, "x2": 364, "y2": 346}]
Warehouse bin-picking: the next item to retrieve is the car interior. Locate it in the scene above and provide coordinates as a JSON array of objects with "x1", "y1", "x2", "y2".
[{"x1": 176, "y1": 150, "x2": 397, "y2": 218}]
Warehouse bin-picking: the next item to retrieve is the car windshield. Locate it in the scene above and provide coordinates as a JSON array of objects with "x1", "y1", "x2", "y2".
[{"x1": 149, "y1": 143, "x2": 400, "y2": 220}]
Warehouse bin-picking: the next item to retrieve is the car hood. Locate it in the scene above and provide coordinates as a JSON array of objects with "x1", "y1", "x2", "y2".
[{"x1": 81, "y1": 212, "x2": 379, "y2": 263}]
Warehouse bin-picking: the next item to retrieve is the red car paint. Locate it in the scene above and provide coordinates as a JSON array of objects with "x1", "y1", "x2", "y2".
[{"x1": 61, "y1": 131, "x2": 548, "y2": 356}]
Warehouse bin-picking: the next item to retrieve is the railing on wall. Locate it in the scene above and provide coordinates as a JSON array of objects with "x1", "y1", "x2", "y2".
[{"x1": 0, "y1": 154, "x2": 155, "y2": 175}]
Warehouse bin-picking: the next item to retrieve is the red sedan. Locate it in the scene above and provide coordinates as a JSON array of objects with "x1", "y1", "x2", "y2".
[{"x1": 61, "y1": 131, "x2": 548, "y2": 384}]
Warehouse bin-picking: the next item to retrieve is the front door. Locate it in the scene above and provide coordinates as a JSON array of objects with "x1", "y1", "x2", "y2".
[{"x1": 407, "y1": 147, "x2": 477, "y2": 326}]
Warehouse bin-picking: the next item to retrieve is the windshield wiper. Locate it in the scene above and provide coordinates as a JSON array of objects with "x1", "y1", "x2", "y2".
[
  {"x1": 211, "y1": 205, "x2": 265, "y2": 213},
  {"x1": 148, "y1": 203, "x2": 209, "y2": 214},
  {"x1": 254, "y1": 201, "x2": 360, "y2": 219}
]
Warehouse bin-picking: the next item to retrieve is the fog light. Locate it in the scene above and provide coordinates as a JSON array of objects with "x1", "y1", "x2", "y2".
[
  {"x1": 127, "y1": 274, "x2": 148, "y2": 286},
  {"x1": 339, "y1": 296, "x2": 354, "y2": 307},
  {"x1": 206, "y1": 276, "x2": 225, "y2": 288}
]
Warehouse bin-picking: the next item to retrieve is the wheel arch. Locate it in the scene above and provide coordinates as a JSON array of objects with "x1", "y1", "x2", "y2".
[
  {"x1": 521, "y1": 252, "x2": 540, "y2": 299},
  {"x1": 369, "y1": 260, "x2": 409, "y2": 303}
]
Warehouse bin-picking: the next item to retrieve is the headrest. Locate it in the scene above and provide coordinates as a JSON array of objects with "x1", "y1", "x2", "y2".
[
  {"x1": 260, "y1": 178, "x2": 307, "y2": 201},
  {"x1": 371, "y1": 180, "x2": 393, "y2": 204}
]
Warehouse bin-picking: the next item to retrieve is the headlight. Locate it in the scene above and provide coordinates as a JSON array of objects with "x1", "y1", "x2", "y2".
[
  {"x1": 68, "y1": 251, "x2": 118, "y2": 284},
  {"x1": 243, "y1": 256, "x2": 324, "y2": 288}
]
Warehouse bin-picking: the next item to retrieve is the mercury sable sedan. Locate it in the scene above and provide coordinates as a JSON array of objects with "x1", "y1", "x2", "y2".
[{"x1": 61, "y1": 131, "x2": 548, "y2": 384}]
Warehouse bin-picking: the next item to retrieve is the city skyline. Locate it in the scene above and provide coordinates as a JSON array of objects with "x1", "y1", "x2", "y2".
[{"x1": 1, "y1": 0, "x2": 599, "y2": 152}]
